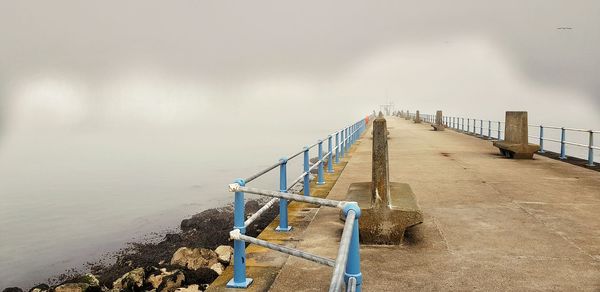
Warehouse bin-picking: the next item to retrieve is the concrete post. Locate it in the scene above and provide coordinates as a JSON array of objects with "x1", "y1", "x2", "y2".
[
  {"x1": 492, "y1": 111, "x2": 540, "y2": 159},
  {"x1": 371, "y1": 113, "x2": 390, "y2": 206},
  {"x1": 414, "y1": 110, "x2": 421, "y2": 123}
]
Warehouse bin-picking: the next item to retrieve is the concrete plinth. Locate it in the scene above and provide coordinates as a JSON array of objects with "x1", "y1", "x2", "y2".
[
  {"x1": 493, "y1": 111, "x2": 540, "y2": 159},
  {"x1": 346, "y1": 182, "x2": 423, "y2": 244}
]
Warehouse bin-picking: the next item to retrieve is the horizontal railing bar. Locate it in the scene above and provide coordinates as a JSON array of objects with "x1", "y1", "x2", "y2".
[
  {"x1": 244, "y1": 161, "x2": 283, "y2": 184},
  {"x1": 542, "y1": 137, "x2": 562, "y2": 143},
  {"x1": 230, "y1": 185, "x2": 347, "y2": 209},
  {"x1": 230, "y1": 229, "x2": 336, "y2": 267},
  {"x1": 287, "y1": 172, "x2": 308, "y2": 192},
  {"x1": 244, "y1": 197, "x2": 278, "y2": 228},
  {"x1": 329, "y1": 210, "x2": 356, "y2": 292},
  {"x1": 288, "y1": 149, "x2": 305, "y2": 160},
  {"x1": 564, "y1": 141, "x2": 589, "y2": 148}
]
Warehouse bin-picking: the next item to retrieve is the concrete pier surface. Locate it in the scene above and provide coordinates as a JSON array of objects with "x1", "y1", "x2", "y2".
[{"x1": 268, "y1": 117, "x2": 600, "y2": 291}]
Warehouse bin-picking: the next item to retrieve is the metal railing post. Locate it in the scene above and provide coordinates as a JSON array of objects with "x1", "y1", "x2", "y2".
[
  {"x1": 539, "y1": 126, "x2": 545, "y2": 153},
  {"x1": 497, "y1": 121, "x2": 501, "y2": 140},
  {"x1": 340, "y1": 130, "x2": 345, "y2": 158},
  {"x1": 317, "y1": 140, "x2": 325, "y2": 185},
  {"x1": 343, "y1": 203, "x2": 362, "y2": 292},
  {"x1": 303, "y1": 146, "x2": 311, "y2": 196},
  {"x1": 467, "y1": 118, "x2": 470, "y2": 133},
  {"x1": 335, "y1": 132, "x2": 340, "y2": 164},
  {"x1": 227, "y1": 178, "x2": 253, "y2": 288},
  {"x1": 276, "y1": 158, "x2": 292, "y2": 231},
  {"x1": 488, "y1": 120, "x2": 492, "y2": 139},
  {"x1": 327, "y1": 135, "x2": 334, "y2": 173},
  {"x1": 560, "y1": 127, "x2": 567, "y2": 159},
  {"x1": 587, "y1": 131, "x2": 594, "y2": 166},
  {"x1": 480, "y1": 119, "x2": 483, "y2": 136}
]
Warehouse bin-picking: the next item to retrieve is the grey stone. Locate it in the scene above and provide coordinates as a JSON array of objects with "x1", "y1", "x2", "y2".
[
  {"x1": 214, "y1": 245, "x2": 233, "y2": 265},
  {"x1": 113, "y1": 267, "x2": 145, "y2": 291},
  {"x1": 493, "y1": 111, "x2": 540, "y2": 159}
]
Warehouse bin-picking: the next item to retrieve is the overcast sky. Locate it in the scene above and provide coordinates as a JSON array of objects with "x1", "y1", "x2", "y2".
[{"x1": 1, "y1": 0, "x2": 599, "y2": 134}]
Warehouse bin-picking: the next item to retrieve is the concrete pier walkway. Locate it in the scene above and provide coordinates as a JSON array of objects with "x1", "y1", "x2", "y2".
[{"x1": 268, "y1": 117, "x2": 600, "y2": 291}]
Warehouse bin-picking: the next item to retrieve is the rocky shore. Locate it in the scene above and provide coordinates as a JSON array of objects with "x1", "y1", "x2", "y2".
[{"x1": 3, "y1": 199, "x2": 279, "y2": 292}]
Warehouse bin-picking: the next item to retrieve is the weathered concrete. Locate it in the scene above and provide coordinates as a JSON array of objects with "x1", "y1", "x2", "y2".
[
  {"x1": 348, "y1": 113, "x2": 422, "y2": 244},
  {"x1": 414, "y1": 110, "x2": 422, "y2": 123},
  {"x1": 269, "y1": 117, "x2": 600, "y2": 291},
  {"x1": 493, "y1": 111, "x2": 540, "y2": 159},
  {"x1": 431, "y1": 110, "x2": 445, "y2": 131}
]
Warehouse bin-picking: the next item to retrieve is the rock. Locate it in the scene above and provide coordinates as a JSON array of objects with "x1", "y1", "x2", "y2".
[
  {"x1": 175, "y1": 285, "x2": 200, "y2": 292},
  {"x1": 54, "y1": 283, "x2": 89, "y2": 292},
  {"x1": 71, "y1": 274, "x2": 100, "y2": 287},
  {"x1": 146, "y1": 269, "x2": 174, "y2": 289},
  {"x1": 3, "y1": 288, "x2": 23, "y2": 292},
  {"x1": 181, "y1": 268, "x2": 218, "y2": 285},
  {"x1": 214, "y1": 245, "x2": 233, "y2": 265},
  {"x1": 112, "y1": 267, "x2": 145, "y2": 291},
  {"x1": 209, "y1": 263, "x2": 224, "y2": 275},
  {"x1": 170, "y1": 247, "x2": 218, "y2": 270},
  {"x1": 244, "y1": 201, "x2": 260, "y2": 214},
  {"x1": 157, "y1": 270, "x2": 185, "y2": 292},
  {"x1": 28, "y1": 284, "x2": 49, "y2": 292}
]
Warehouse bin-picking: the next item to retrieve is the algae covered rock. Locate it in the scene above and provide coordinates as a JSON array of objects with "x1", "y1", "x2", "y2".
[{"x1": 112, "y1": 267, "x2": 145, "y2": 291}]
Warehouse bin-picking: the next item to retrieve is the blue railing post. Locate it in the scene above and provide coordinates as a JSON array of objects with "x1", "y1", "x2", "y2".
[
  {"x1": 276, "y1": 158, "x2": 292, "y2": 232},
  {"x1": 497, "y1": 121, "x2": 501, "y2": 140},
  {"x1": 343, "y1": 203, "x2": 362, "y2": 292},
  {"x1": 327, "y1": 135, "x2": 334, "y2": 172},
  {"x1": 588, "y1": 131, "x2": 595, "y2": 167},
  {"x1": 467, "y1": 118, "x2": 470, "y2": 133},
  {"x1": 227, "y1": 178, "x2": 253, "y2": 288},
  {"x1": 317, "y1": 140, "x2": 325, "y2": 185},
  {"x1": 335, "y1": 132, "x2": 340, "y2": 164},
  {"x1": 539, "y1": 126, "x2": 545, "y2": 153},
  {"x1": 303, "y1": 146, "x2": 311, "y2": 196},
  {"x1": 480, "y1": 119, "x2": 483, "y2": 136},
  {"x1": 340, "y1": 130, "x2": 345, "y2": 158},
  {"x1": 488, "y1": 120, "x2": 492, "y2": 139},
  {"x1": 560, "y1": 127, "x2": 567, "y2": 159}
]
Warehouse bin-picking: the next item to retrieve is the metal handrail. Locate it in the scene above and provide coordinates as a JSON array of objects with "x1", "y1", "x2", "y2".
[
  {"x1": 429, "y1": 112, "x2": 598, "y2": 166},
  {"x1": 225, "y1": 115, "x2": 371, "y2": 291}
]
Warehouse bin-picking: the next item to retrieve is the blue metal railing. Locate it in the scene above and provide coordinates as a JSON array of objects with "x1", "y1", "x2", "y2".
[
  {"x1": 409, "y1": 112, "x2": 598, "y2": 167},
  {"x1": 226, "y1": 115, "x2": 372, "y2": 291}
]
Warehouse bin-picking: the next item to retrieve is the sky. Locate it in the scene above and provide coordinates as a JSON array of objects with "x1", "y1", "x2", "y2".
[{"x1": 0, "y1": 0, "x2": 599, "y2": 136}]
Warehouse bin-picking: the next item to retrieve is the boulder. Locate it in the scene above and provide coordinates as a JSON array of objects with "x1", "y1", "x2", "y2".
[
  {"x1": 214, "y1": 245, "x2": 233, "y2": 265},
  {"x1": 146, "y1": 269, "x2": 174, "y2": 289},
  {"x1": 210, "y1": 263, "x2": 224, "y2": 275},
  {"x1": 170, "y1": 247, "x2": 218, "y2": 270},
  {"x1": 157, "y1": 270, "x2": 185, "y2": 292},
  {"x1": 112, "y1": 267, "x2": 145, "y2": 291},
  {"x1": 3, "y1": 288, "x2": 23, "y2": 292},
  {"x1": 181, "y1": 268, "x2": 218, "y2": 285},
  {"x1": 28, "y1": 284, "x2": 49, "y2": 292},
  {"x1": 54, "y1": 283, "x2": 89, "y2": 292}
]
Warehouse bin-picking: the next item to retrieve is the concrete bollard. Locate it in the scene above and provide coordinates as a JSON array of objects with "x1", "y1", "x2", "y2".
[
  {"x1": 492, "y1": 111, "x2": 540, "y2": 159},
  {"x1": 346, "y1": 114, "x2": 423, "y2": 244},
  {"x1": 431, "y1": 110, "x2": 445, "y2": 131},
  {"x1": 414, "y1": 110, "x2": 422, "y2": 123}
]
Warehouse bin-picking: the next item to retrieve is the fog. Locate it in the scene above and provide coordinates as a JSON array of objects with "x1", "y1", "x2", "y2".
[{"x1": 1, "y1": 0, "x2": 599, "y2": 288}]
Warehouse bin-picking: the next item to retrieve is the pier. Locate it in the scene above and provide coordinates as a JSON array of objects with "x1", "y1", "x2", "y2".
[{"x1": 209, "y1": 115, "x2": 600, "y2": 291}]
